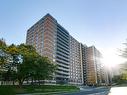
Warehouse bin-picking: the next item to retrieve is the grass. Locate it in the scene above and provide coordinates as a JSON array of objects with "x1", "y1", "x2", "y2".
[
  {"x1": 0, "y1": 85, "x2": 80, "y2": 95},
  {"x1": 0, "y1": 86, "x2": 15, "y2": 95}
]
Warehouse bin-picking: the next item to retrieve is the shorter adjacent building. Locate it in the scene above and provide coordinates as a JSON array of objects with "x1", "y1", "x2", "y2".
[
  {"x1": 81, "y1": 45, "x2": 108, "y2": 86},
  {"x1": 86, "y1": 46, "x2": 97, "y2": 85}
]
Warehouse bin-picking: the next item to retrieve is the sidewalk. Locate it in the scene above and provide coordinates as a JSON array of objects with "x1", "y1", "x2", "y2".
[{"x1": 17, "y1": 91, "x2": 79, "y2": 95}]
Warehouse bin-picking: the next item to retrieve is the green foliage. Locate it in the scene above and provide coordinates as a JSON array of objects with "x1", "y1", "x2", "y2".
[
  {"x1": 18, "y1": 44, "x2": 38, "y2": 58},
  {"x1": 34, "y1": 56, "x2": 57, "y2": 80},
  {"x1": 0, "y1": 51, "x2": 8, "y2": 65},
  {"x1": 0, "y1": 43, "x2": 57, "y2": 86},
  {"x1": 15, "y1": 44, "x2": 56, "y2": 86},
  {"x1": 112, "y1": 74, "x2": 127, "y2": 85},
  {"x1": 0, "y1": 38, "x2": 6, "y2": 50},
  {"x1": 16, "y1": 55, "x2": 56, "y2": 86},
  {"x1": 6, "y1": 44, "x2": 19, "y2": 56},
  {"x1": 0, "y1": 38, "x2": 7, "y2": 66},
  {"x1": 121, "y1": 41, "x2": 127, "y2": 58},
  {"x1": 112, "y1": 75, "x2": 122, "y2": 84},
  {"x1": 113, "y1": 39, "x2": 127, "y2": 84}
]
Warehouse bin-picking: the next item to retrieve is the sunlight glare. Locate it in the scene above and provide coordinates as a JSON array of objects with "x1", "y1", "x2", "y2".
[
  {"x1": 101, "y1": 48, "x2": 126, "y2": 68},
  {"x1": 108, "y1": 87, "x2": 127, "y2": 95}
]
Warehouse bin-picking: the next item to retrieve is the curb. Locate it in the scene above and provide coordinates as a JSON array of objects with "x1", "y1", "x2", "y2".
[{"x1": 17, "y1": 90, "x2": 79, "y2": 95}]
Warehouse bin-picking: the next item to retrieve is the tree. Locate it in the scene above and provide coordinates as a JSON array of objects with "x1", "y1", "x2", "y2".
[
  {"x1": 121, "y1": 41, "x2": 127, "y2": 58},
  {"x1": 0, "y1": 39, "x2": 8, "y2": 83},
  {"x1": 118, "y1": 40, "x2": 127, "y2": 83},
  {"x1": 16, "y1": 44, "x2": 57, "y2": 86},
  {"x1": 0, "y1": 38, "x2": 6, "y2": 50},
  {"x1": 0, "y1": 43, "x2": 57, "y2": 86},
  {"x1": 33, "y1": 56, "x2": 57, "y2": 85},
  {"x1": 16, "y1": 55, "x2": 36, "y2": 86},
  {"x1": 0, "y1": 38, "x2": 7, "y2": 65},
  {"x1": 0, "y1": 50, "x2": 7, "y2": 66},
  {"x1": 6, "y1": 44, "x2": 19, "y2": 64}
]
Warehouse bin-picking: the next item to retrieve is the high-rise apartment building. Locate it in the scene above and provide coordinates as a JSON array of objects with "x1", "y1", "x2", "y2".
[
  {"x1": 80, "y1": 43, "x2": 88, "y2": 85},
  {"x1": 69, "y1": 36, "x2": 83, "y2": 85},
  {"x1": 26, "y1": 13, "x2": 108, "y2": 85},
  {"x1": 86, "y1": 46, "x2": 102, "y2": 85},
  {"x1": 26, "y1": 14, "x2": 70, "y2": 83},
  {"x1": 84, "y1": 46, "x2": 96, "y2": 85}
]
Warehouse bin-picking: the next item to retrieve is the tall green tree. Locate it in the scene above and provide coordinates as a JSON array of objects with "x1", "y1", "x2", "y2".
[
  {"x1": 119, "y1": 40, "x2": 127, "y2": 82},
  {"x1": 0, "y1": 38, "x2": 7, "y2": 65},
  {"x1": 34, "y1": 56, "x2": 57, "y2": 85},
  {"x1": 0, "y1": 39, "x2": 7, "y2": 82},
  {"x1": 16, "y1": 44, "x2": 57, "y2": 86},
  {"x1": 0, "y1": 50, "x2": 8, "y2": 66},
  {"x1": 0, "y1": 43, "x2": 57, "y2": 86},
  {"x1": 121, "y1": 41, "x2": 127, "y2": 58},
  {"x1": 0, "y1": 38, "x2": 6, "y2": 50},
  {"x1": 16, "y1": 55, "x2": 36, "y2": 86},
  {"x1": 6, "y1": 44, "x2": 19, "y2": 63}
]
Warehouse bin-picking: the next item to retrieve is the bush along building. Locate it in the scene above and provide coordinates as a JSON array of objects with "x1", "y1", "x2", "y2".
[{"x1": 26, "y1": 13, "x2": 109, "y2": 85}]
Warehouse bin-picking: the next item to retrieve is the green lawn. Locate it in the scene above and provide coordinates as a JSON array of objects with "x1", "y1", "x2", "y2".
[{"x1": 0, "y1": 85, "x2": 79, "y2": 95}]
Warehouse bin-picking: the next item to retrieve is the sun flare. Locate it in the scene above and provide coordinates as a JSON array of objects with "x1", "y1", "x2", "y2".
[{"x1": 101, "y1": 48, "x2": 126, "y2": 68}]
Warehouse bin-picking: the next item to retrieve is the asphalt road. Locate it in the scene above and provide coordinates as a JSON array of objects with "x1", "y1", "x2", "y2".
[{"x1": 59, "y1": 87, "x2": 110, "y2": 95}]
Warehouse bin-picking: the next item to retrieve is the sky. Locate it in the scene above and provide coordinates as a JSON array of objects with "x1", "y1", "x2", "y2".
[{"x1": 1, "y1": 0, "x2": 127, "y2": 66}]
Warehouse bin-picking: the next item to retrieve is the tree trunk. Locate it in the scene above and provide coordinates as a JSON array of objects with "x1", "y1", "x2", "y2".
[
  {"x1": 19, "y1": 81, "x2": 22, "y2": 87},
  {"x1": 38, "y1": 78, "x2": 40, "y2": 85},
  {"x1": 18, "y1": 79, "x2": 23, "y2": 88},
  {"x1": 31, "y1": 77, "x2": 34, "y2": 85},
  {"x1": 13, "y1": 80, "x2": 15, "y2": 85}
]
